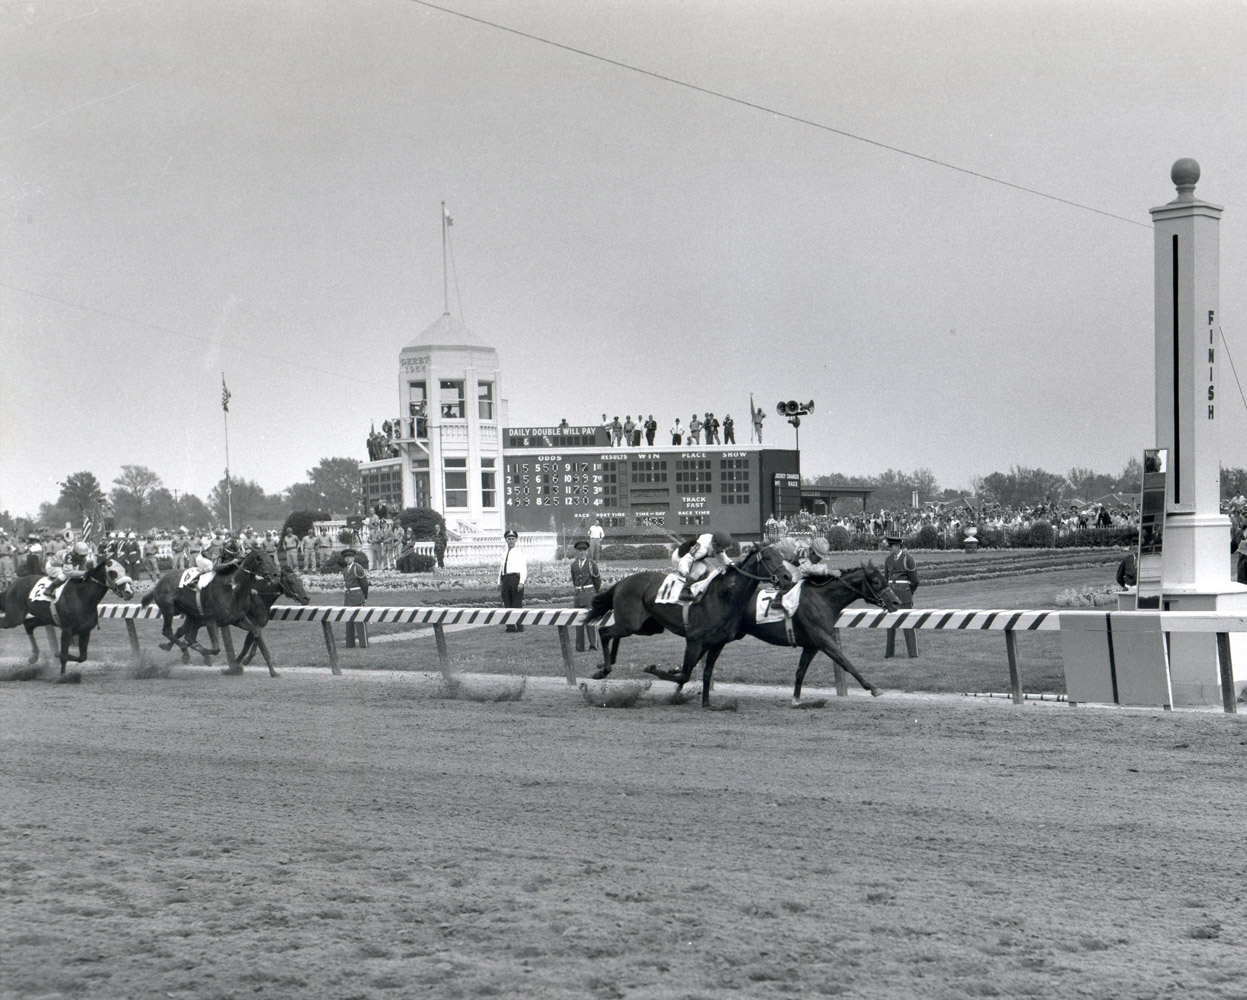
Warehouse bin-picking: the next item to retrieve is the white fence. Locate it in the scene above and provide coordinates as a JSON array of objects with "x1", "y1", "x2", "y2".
[{"x1": 80, "y1": 604, "x2": 1247, "y2": 713}]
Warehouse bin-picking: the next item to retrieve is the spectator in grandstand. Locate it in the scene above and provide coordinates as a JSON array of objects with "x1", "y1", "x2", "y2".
[
  {"x1": 688, "y1": 414, "x2": 703, "y2": 444},
  {"x1": 610, "y1": 416, "x2": 623, "y2": 447},
  {"x1": 499, "y1": 528, "x2": 527, "y2": 632},
  {"x1": 644, "y1": 415, "x2": 658, "y2": 445},
  {"x1": 670, "y1": 417, "x2": 683, "y2": 445},
  {"x1": 723, "y1": 414, "x2": 735, "y2": 444},
  {"x1": 623, "y1": 416, "x2": 636, "y2": 447}
]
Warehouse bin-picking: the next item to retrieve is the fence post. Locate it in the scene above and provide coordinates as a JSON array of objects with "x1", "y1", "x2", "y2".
[
  {"x1": 1217, "y1": 632, "x2": 1236, "y2": 714},
  {"x1": 1005, "y1": 630, "x2": 1023, "y2": 704},
  {"x1": 125, "y1": 619, "x2": 142, "y2": 663},
  {"x1": 433, "y1": 623, "x2": 451, "y2": 678},
  {"x1": 557, "y1": 625, "x2": 578, "y2": 685},
  {"x1": 321, "y1": 619, "x2": 341, "y2": 675}
]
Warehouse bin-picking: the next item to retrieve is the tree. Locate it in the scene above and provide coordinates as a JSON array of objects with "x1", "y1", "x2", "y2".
[
  {"x1": 1066, "y1": 466, "x2": 1116, "y2": 502},
  {"x1": 399, "y1": 507, "x2": 445, "y2": 539},
  {"x1": 208, "y1": 476, "x2": 286, "y2": 528},
  {"x1": 1114, "y1": 457, "x2": 1144, "y2": 495},
  {"x1": 1222, "y1": 467, "x2": 1247, "y2": 500},
  {"x1": 284, "y1": 457, "x2": 362, "y2": 518},
  {"x1": 977, "y1": 466, "x2": 1066, "y2": 508},
  {"x1": 58, "y1": 471, "x2": 107, "y2": 522},
  {"x1": 111, "y1": 465, "x2": 163, "y2": 529}
]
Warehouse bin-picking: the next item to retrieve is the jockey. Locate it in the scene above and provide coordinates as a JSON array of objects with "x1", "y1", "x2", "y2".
[
  {"x1": 673, "y1": 529, "x2": 739, "y2": 585},
  {"x1": 213, "y1": 535, "x2": 244, "y2": 575},
  {"x1": 771, "y1": 535, "x2": 840, "y2": 584},
  {"x1": 44, "y1": 540, "x2": 93, "y2": 587}
]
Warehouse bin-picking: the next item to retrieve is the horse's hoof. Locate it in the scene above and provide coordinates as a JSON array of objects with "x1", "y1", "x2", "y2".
[
  {"x1": 668, "y1": 691, "x2": 692, "y2": 705},
  {"x1": 268, "y1": 671, "x2": 280, "y2": 679},
  {"x1": 870, "y1": 687, "x2": 884, "y2": 698},
  {"x1": 158, "y1": 641, "x2": 173, "y2": 652},
  {"x1": 221, "y1": 665, "x2": 243, "y2": 676},
  {"x1": 180, "y1": 651, "x2": 190, "y2": 665},
  {"x1": 27, "y1": 654, "x2": 38, "y2": 666},
  {"x1": 793, "y1": 698, "x2": 828, "y2": 710},
  {"x1": 591, "y1": 669, "x2": 612, "y2": 680}
]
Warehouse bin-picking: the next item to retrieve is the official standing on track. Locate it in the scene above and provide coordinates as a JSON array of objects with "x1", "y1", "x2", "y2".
[
  {"x1": 884, "y1": 530, "x2": 920, "y2": 658},
  {"x1": 499, "y1": 528, "x2": 527, "y2": 632},
  {"x1": 569, "y1": 539, "x2": 601, "y2": 651},
  {"x1": 342, "y1": 548, "x2": 370, "y2": 648}
]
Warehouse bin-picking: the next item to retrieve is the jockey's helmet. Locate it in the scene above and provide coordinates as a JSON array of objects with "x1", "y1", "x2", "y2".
[
  {"x1": 809, "y1": 537, "x2": 832, "y2": 561},
  {"x1": 72, "y1": 541, "x2": 89, "y2": 556}
]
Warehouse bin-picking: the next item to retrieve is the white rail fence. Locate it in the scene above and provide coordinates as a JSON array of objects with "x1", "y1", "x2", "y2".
[{"x1": 76, "y1": 605, "x2": 1247, "y2": 713}]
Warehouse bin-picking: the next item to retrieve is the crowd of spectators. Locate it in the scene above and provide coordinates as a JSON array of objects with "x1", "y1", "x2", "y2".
[{"x1": 765, "y1": 498, "x2": 1142, "y2": 551}]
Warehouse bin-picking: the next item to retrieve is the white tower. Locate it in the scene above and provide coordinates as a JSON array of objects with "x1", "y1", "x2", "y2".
[
  {"x1": 395, "y1": 313, "x2": 505, "y2": 534},
  {"x1": 1146, "y1": 159, "x2": 1247, "y2": 703}
]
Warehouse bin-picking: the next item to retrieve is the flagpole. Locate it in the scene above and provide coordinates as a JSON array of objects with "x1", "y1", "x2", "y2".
[
  {"x1": 441, "y1": 201, "x2": 449, "y2": 315},
  {"x1": 222, "y1": 373, "x2": 233, "y2": 533}
]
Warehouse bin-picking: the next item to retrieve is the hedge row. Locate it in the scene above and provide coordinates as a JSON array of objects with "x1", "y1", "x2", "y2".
[{"x1": 822, "y1": 522, "x2": 1137, "y2": 552}]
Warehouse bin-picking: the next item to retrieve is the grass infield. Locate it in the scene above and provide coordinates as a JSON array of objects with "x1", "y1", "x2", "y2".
[{"x1": 0, "y1": 548, "x2": 1130, "y2": 697}]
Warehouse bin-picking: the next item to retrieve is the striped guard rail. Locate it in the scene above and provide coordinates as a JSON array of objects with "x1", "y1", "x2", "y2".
[{"x1": 98, "y1": 604, "x2": 584, "y2": 627}]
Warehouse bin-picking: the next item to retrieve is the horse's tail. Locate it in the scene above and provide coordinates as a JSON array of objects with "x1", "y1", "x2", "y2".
[
  {"x1": 589, "y1": 583, "x2": 617, "y2": 620},
  {"x1": 140, "y1": 588, "x2": 156, "y2": 607}
]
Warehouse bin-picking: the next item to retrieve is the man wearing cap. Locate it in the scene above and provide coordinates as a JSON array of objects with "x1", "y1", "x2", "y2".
[
  {"x1": 171, "y1": 528, "x2": 189, "y2": 570},
  {"x1": 342, "y1": 549, "x2": 370, "y2": 648},
  {"x1": 121, "y1": 532, "x2": 142, "y2": 580},
  {"x1": 569, "y1": 540, "x2": 601, "y2": 651},
  {"x1": 0, "y1": 530, "x2": 14, "y2": 589},
  {"x1": 884, "y1": 530, "x2": 920, "y2": 659},
  {"x1": 499, "y1": 529, "x2": 527, "y2": 632}
]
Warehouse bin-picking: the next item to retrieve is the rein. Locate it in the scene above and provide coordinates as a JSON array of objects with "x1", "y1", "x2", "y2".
[{"x1": 836, "y1": 567, "x2": 888, "y2": 607}]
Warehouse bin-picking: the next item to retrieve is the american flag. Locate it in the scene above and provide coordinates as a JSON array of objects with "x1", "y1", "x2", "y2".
[
  {"x1": 81, "y1": 511, "x2": 96, "y2": 543},
  {"x1": 222, "y1": 374, "x2": 231, "y2": 413}
]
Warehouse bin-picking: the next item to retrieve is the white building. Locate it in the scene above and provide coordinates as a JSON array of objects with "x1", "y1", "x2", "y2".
[{"x1": 360, "y1": 312, "x2": 507, "y2": 534}]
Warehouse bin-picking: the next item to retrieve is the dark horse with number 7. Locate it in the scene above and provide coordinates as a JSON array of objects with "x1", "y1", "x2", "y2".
[
  {"x1": 588, "y1": 545, "x2": 792, "y2": 709},
  {"x1": 0, "y1": 557, "x2": 136, "y2": 674},
  {"x1": 726, "y1": 562, "x2": 902, "y2": 707}
]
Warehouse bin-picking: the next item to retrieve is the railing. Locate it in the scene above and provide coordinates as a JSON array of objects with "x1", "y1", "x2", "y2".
[{"x1": 76, "y1": 605, "x2": 1247, "y2": 713}]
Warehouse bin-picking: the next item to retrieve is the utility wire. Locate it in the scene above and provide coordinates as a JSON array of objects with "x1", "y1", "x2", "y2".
[
  {"x1": 409, "y1": 0, "x2": 1151, "y2": 231},
  {"x1": 1219, "y1": 327, "x2": 1247, "y2": 422}
]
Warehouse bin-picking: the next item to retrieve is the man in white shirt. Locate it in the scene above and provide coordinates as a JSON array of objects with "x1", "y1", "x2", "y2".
[
  {"x1": 499, "y1": 528, "x2": 527, "y2": 632},
  {"x1": 588, "y1": 518, "x2": 605, "y2": 562}
]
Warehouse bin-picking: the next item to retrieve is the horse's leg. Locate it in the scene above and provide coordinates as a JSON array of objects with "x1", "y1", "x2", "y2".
[
  {"x1": 592, "y1": 630, "x2": 616, "y2": 680},
  {"x1": 220, "y1": 627, "x2": 244, "y2": 675},
  {"x1": 59, "y1": 627, "x2": 72, "y2": 674},
  {"x1": 238, "y1": 632, "x2": 256, "y2": 665},
  {"x1": 252, "y1": 630, "x2": 278, "y2": 678},
  {"x1": 699, "y1": 644, "x2": 732, "y2": 710},
  {"x1": 791, "y1": 646, "x2": 826, "y2": 708},
  {"x1": 807, "y1": 624, "x2": 881, "y2": 696},
  {"x1": 24, "y1": 620, "x2": 41, "y2": 665},
  {"x1": 645, "y1": 638, "x2": 704, "y2": 689}
]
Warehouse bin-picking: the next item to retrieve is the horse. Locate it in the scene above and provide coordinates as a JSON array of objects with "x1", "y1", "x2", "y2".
[
  {"x1": 729, "y1": 562, "x2": 903, "y2": 707},
  {"x1": 227, "y1": 564, "x2": 311, "y2": 676},
  {"x1": 140, "y1": 550, "x2": 280, "y2": 668},
  {"x1": 0, "y1": 558, "x2": 136, "y2": 674},
  {"x1": 588, "y1": 545, "x2": 792, "y2": 708}
]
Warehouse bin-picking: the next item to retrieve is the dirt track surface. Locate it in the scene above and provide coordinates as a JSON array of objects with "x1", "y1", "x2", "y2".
[{"x1": 5, "y1": 667, "x2": 1247, "y2": 999}]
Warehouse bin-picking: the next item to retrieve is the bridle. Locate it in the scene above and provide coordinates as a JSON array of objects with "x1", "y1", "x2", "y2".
[
  {"x1": 732, "y1": 547, "x2": 790, "y2": 588},
  {"x1": 835, "y1": 564, "x2": 896, "y2": 608}
]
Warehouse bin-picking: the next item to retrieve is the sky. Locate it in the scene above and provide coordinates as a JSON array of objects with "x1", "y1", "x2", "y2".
[{"x1": 4, "y1": 0, "x2": 1247, "y2": 518}]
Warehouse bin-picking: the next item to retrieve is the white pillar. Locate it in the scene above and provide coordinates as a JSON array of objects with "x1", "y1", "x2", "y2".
[{"x1": 1144, "y1": 159, "x2": 1247, "y2": 704}]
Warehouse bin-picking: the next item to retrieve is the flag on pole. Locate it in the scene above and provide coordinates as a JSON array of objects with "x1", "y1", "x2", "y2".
[
  {"x1": 81, "y1": 511, "x2": 95, "y2": 543},
  {"x1": 222, "y1": 374, "x2": 231, "y2": 413},
  {"x1": 749, "y1": 394, "x2": 757, "y2": 442},
  {"x1": 444, "y1": 206, "x2": 453, "y2": 226}
]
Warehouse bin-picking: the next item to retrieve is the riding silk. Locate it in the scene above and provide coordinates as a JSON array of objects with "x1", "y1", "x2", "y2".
[{"x1": 28, "y1": 578, "x2": 62, "y2": 625}]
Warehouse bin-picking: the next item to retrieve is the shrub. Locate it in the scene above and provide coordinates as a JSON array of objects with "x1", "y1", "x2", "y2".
[
  {"x1": 1025, "y1": 520, "x2": 1056, "y2": 548},
  {"x1": 283, "y1": 510, "x2": 330, "y2": 539},
  {"x1": 914, "y1": 525, "x2": 941, "y2": 550},
  {"x1": 323, "y1": 550, "x2": 369, "y2": 574},
  {"x1": 826, "y1": 525, "x2": 852, "y2": 550},
  {"x1": 399, "y1": 507, "x2": 445, "y2": 540},
  {"x1": 397, "y1": 551, "x2": 435, "y2": 573},
  {"x1": 601, "y1": 542, "x2": 672, "y2": 560}
]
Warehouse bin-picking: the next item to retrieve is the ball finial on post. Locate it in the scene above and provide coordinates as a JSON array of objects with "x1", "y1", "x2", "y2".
[{"x1": 1171, "y1": 158, "x2": 1201, "y2": 202}]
